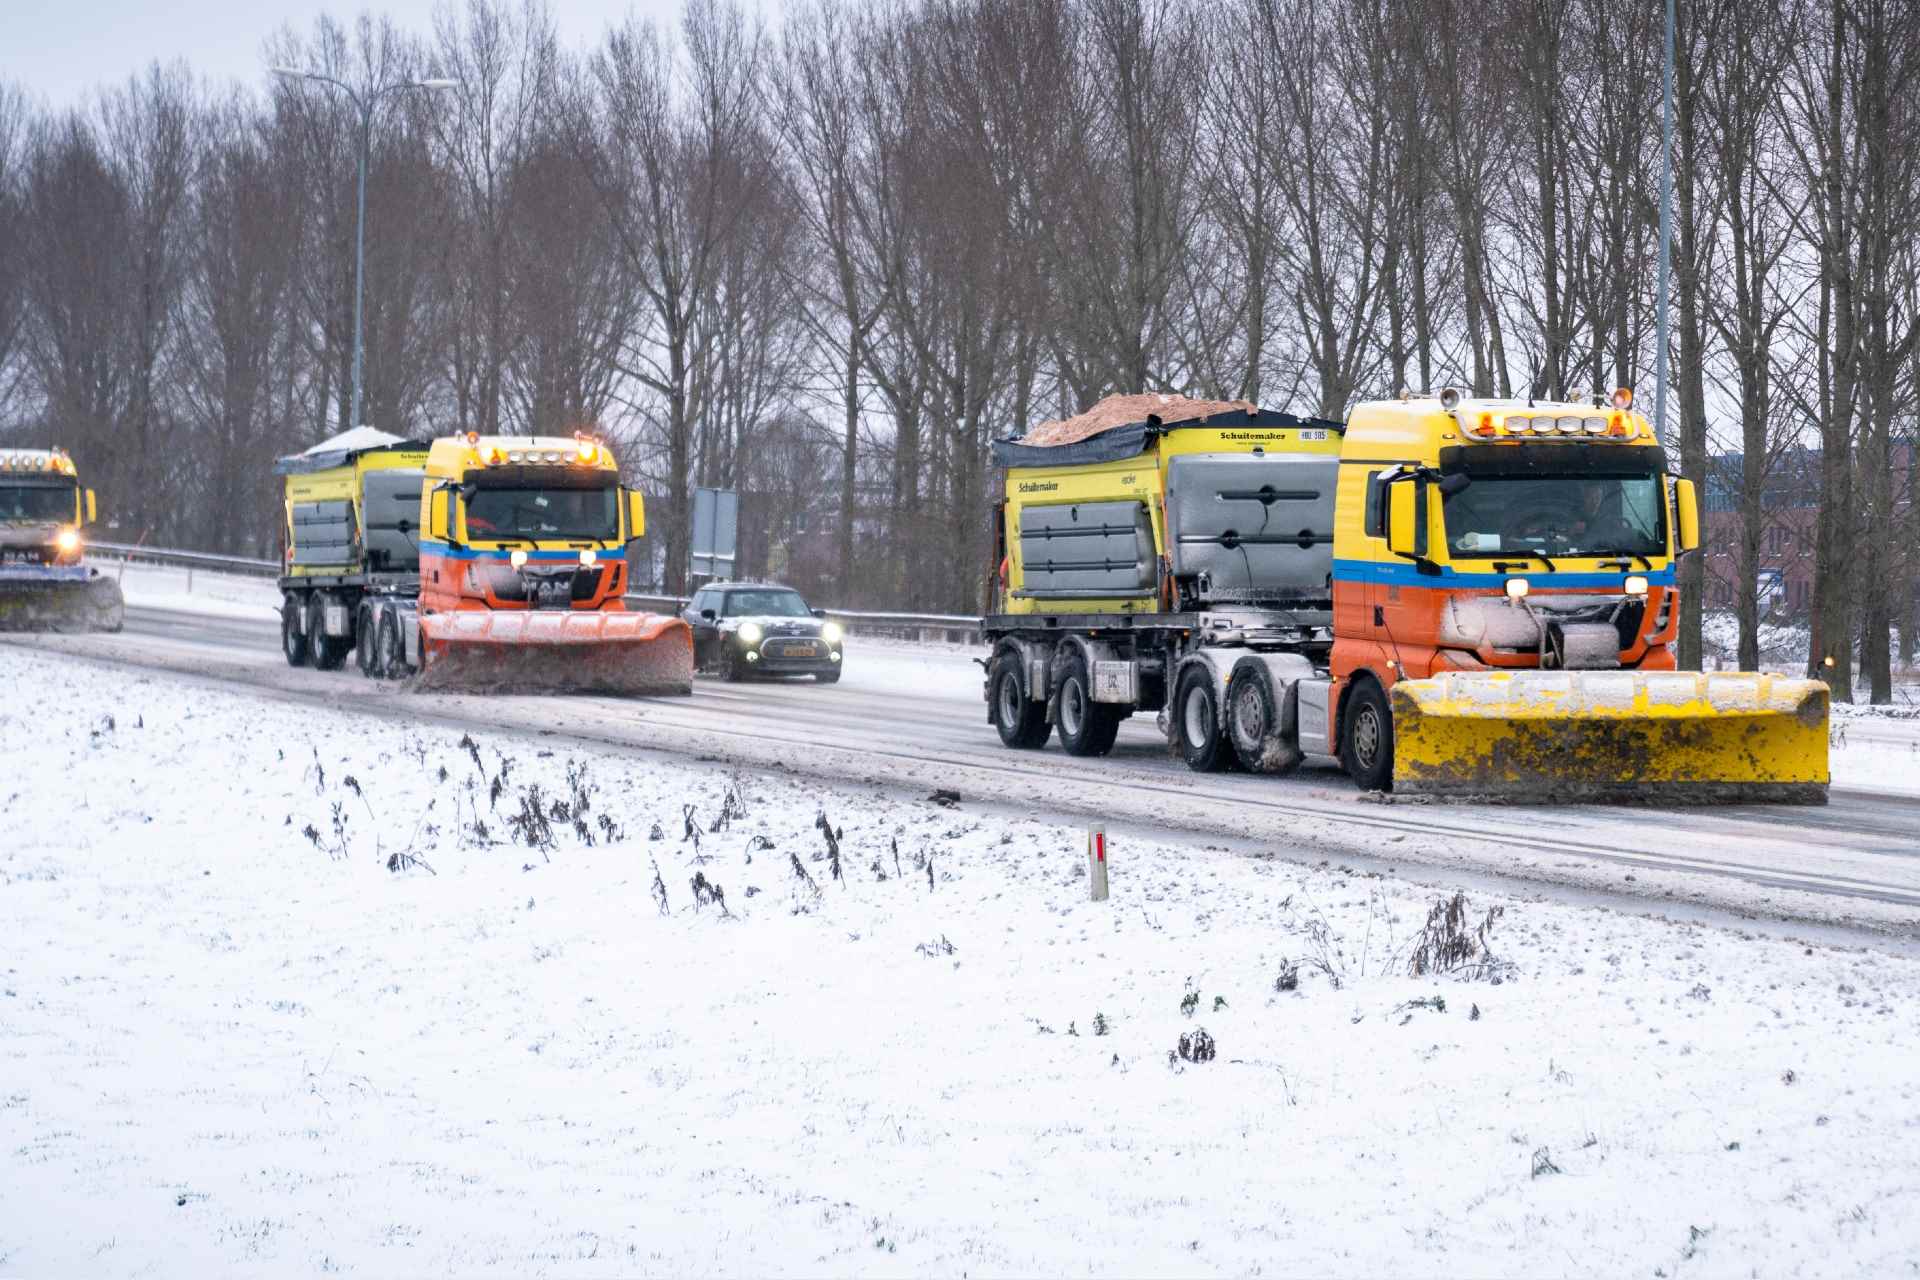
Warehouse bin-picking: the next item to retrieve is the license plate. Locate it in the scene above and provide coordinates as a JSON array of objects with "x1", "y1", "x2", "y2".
[{"x1": 775, "y1": 641, "x2": 819, "y2": 659}]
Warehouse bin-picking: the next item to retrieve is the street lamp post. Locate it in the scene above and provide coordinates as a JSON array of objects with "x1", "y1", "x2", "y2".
[{"x1": 271, "y1": 67, "x2": 456, "y2": 431}]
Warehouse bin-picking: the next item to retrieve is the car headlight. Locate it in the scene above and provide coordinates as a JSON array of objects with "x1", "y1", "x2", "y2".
[
  {"x1": 737, "y1": 621, "x2": 763, "y2": 644},
  {"x1": 821, "y1": 621, "x2": 843, "y2": 644}
]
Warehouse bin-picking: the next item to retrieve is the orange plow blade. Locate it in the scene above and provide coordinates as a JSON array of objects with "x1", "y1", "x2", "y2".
[{"x1": 416, "y1": 609, "x2": 693, "y2": 696}]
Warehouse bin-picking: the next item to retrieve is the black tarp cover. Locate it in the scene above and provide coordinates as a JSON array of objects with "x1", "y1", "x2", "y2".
[{"x1": 990, "y1": 409, "x2": 1344, "y2": 469}]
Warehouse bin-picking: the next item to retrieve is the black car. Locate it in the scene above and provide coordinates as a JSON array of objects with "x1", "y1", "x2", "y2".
[{"x1": 682, "y1": 582, "x2": 844, "y2": 682}]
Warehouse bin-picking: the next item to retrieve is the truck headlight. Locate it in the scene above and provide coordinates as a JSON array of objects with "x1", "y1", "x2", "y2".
[
  {"x1": 579, "y1": 548, "x2": 597, "y2": 567},
  {"x1": 509, "y1": 549, "x2": 529, "y2": 569},
  {"x1": 1624, "y1": 574, "x2": 1648, "y2": 596},
  {"x1": 55, "y1": 529, "x2": 81, "y2": 556},
  {"x1": 821, "y1": 621, "x2": 843, "y2": 644},
  {"x1": 737, "y1": 621, "x2": 763, "y2": 644},
  {"x1": 1504, "y1": 577, "x2": 1530, "y2": 600}
]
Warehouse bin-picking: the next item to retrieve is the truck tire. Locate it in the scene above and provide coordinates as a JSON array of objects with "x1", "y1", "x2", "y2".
[
  {"x1": 1227, "y1": 660, "x2": 1303, "y2": 775},
  {"x1": 281, "y1": 597, "x2": 309, "y2": 667},
  {"x1": 308, "y1": 595, "x2": 348, "y2": 671},
  {"x1": 1175, "y1": 664, "x2": 1235, "y2": 772},
  {"x1": 376, "y1": 612, "x2": 406, "y2": 679},
  {"x1": 1340, "y1": 677, "x2": 1395, "y2": 792},
  {"x1": 1055, "y1": 654, "x2": 1122, "y2": 757},
  {"x1": 989, "y1": 650, "x2": 1050, "y2": 749},
  {"x1": 355, "y1": 604, "x2": 377, "y2": 677}
]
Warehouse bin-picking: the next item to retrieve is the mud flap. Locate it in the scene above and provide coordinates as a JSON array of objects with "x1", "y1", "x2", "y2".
[
  {"x1": 1391, "y1": 670, "x2": 1830, "y2": 804},
  {"x1": 414, "y1": 610, "x2": 694, "y2": 696}
]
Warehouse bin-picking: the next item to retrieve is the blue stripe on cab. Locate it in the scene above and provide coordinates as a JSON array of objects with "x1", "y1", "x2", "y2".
[
  {"x1": 1332, "y1": 558, "x2": 1674, "y2": 590},
  {"x1": 418, "y1": 540, "x2": 627, "y2": 563}
]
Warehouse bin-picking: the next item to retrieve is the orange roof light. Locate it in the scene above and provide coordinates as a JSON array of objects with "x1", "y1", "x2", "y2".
[
  {"x1": 1610, "y1": 387, "x2": 1634, "y2": 411},
  {"x1": 576, "y1": 440, "x2": 598, "y2": 464}
]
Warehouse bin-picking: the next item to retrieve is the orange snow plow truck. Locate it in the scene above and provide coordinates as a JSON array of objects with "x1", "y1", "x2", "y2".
[
  {"x1": 981, "y1": 391, "x2": 1829, "y2": 803},
  {"x1": 275, "y1": 427, "x2": 692, "y2": 695}
]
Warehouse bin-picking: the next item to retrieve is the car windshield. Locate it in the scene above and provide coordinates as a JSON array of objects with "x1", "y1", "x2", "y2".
[
  {"x1": 464, "y1": 485, "x2": 617, "y2": 540},
  {"x1": 723, "y1": 590, "x2": 811, "y2": 618},
  {"x1": 0, "y1": 483, "x2": 77, "y2": 524},
  {"x1": 1441, "y1": 473, "x2": 1664, "y2": 559}
]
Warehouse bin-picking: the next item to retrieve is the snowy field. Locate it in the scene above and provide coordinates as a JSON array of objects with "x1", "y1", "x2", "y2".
[{"x1": 3, "y1": 647, "x2": 1919, "y2": 1276}]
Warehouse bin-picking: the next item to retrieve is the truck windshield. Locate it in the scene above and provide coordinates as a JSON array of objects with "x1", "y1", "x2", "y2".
[
  {"x1": 723, "y1": 590, "x2": 812, "y2": 618},
  {"x1": 465, "y1": 486, "x2": 617, "y2": 540},
  {"x1": 1442, "y1": 473, "x2": 1663, "y2": 559},
  {"x1": 0, "y1": 483, "x2": 77, "y2": 524}
]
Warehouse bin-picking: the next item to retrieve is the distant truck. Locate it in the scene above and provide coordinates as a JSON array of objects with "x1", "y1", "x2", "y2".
[
  {"x1": 0, "y1": 446, "x2": 124, "y2": 632},
  {"x1": 275, "y1": 427, "x2": 692, "y2": 695},
  {"x1": 982, "y1": 391, "x2": 1829, "y2": 802}
]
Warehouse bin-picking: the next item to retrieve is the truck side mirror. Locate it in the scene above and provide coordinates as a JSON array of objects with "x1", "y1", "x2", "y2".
[
  {"x1": 1384, "y1": 475, "x2": 1426, "y2": 560},
  {"x1": 85, "y1": 489, "x2": 97, "y2": 524},
  {"x1": 625, "y1": 489, "x2": 646, "y2": 540},
  {"x1": 1673, "y1": 477, "x2": 1700, "y2": 553}
]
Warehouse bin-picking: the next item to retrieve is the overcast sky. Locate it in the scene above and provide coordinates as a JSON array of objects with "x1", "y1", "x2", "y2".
[{"x1": 4, "y1": 0, "x2": 689, "y2": 108}]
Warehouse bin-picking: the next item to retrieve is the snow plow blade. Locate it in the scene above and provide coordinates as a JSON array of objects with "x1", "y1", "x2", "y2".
[
  {"x1": 1390, "y1": 671, "x2": 1829, "y2": 804},
  {"x1": 0, "y1": 573, "x2": 125, "y2": 633},
  {"x1": 415, "y1": 610, "x2": 693, "y2": 696}
]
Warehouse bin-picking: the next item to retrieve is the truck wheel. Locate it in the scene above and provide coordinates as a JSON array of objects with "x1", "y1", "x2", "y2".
[
  {"x1": 1227, "y1": 660, "x2": 1303, "y2": 775},
  {"x1": 1175, "y1": 664, "x2": 1235, "y2": 772},
  {"x1": 281, "y1": 598, "x2": 309, "y2": 667},
  {"x1": 376, "y1": 612, "x2": 406, "y2": 679},
  {"x1": 1340, "y1": 678, "x2": 1395, "y2": 792},
  {"x1": 989, "y1": 651, "x2": 1050, "y2": 748},
  {"x1": 308, "y1": 596, "x2": 347, "y2": 671},
  {"x1": 1055, "y1": 654, "x2": 1122, "y2": 757},
  {"x1": 355, "y1": 605, "x2": 377, "y2": 676}
]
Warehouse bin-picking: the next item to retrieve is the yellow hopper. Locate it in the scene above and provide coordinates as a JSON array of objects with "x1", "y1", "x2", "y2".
[{"x1": 1391, "y1": 670, "x2": 1829, "y2": 804}]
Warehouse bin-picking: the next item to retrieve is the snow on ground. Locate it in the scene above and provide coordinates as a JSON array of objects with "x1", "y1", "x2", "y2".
[
  {"x1": 4, "y1": 647, "x2": 1919, "y2": 1277},
  {"x1": 92, "y1": 556, "x2": 281, "y2": 622}
]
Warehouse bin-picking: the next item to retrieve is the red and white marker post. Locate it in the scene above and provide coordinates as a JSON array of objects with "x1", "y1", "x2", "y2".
[{"x1": 1088, "y1": 825, "x2": 1109, "y2": 902}]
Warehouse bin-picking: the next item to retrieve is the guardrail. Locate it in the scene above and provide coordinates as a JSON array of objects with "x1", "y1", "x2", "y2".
[
  {"x1": 77, "y1": 543, "x2": 984, "y2": 643},
  {"x1": 88, "y1": 540, "x2": 280, "y2": 578},
  {"x1": 625, "y1": 593, "x2": 982, "y2": 646}
]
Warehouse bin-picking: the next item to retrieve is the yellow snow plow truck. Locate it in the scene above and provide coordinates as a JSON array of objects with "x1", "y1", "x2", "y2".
[
  {"x1": 0, "y1": 447, "x2": 124, "y2": 632},
  {"x1": 275, "y1": 427, "x2": 693, "y2": 695},
  {"x1": 982, "y1": 391, "x2": 1829, "y2": 803}
]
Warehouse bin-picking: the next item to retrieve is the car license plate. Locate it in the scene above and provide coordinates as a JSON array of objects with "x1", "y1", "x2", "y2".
[{"x1": 776, "y1": 641, "x2": 819, "y2": 659}]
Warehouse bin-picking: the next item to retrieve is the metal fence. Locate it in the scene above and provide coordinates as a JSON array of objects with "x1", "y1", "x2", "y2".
[
  {"x1": 82, "y1": 541, "x2": 984, "y2": 644},
  {"x1": 624, "y1": 593, "x2": 981, "y2": 646},
  {"x1": 88, "y1": 540, "x2": 280, "y2": 578}
]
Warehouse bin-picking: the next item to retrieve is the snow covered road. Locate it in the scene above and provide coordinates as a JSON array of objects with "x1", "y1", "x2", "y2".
[
  {"x1": 3, "y1": 647, "x2": 1919, "y2": 1276},
  {"x1": 5, "y1": 586, "x2": 1920, "y2": 934}
]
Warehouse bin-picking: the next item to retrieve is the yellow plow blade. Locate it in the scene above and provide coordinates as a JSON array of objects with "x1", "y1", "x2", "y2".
[
  {"x1": 416, "y1": 609, "x2": 693, "y2": 696},
  {"x1": 1391, "y1": 671, "x2": 1829, "y2": 804},
  {"x1": 0, "y1": 574, "x2": 124, "y2": 633}
]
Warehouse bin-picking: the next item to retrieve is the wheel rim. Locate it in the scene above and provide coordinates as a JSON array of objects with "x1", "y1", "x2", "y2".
[
  {"x1": 1352, "y1": 703, "x2": 1382, "y2": 770},
  {"x1": 997, "y1": 670, "x2": 1021, "y2": 727},
  {"x1": 1061, "y1": 678, "x2": 1085, "y2": 739},
  {"x1": 1232, "y1": 681, "x2": 1266, "y2": 748},
  {"x1": 1183, "y1": 682, "x2": 1213, "y2": 747}
]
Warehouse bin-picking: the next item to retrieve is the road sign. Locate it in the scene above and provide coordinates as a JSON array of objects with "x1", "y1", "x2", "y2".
[{"x1": 691, "y1": 487, "x2": 737, "y2": 579}]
